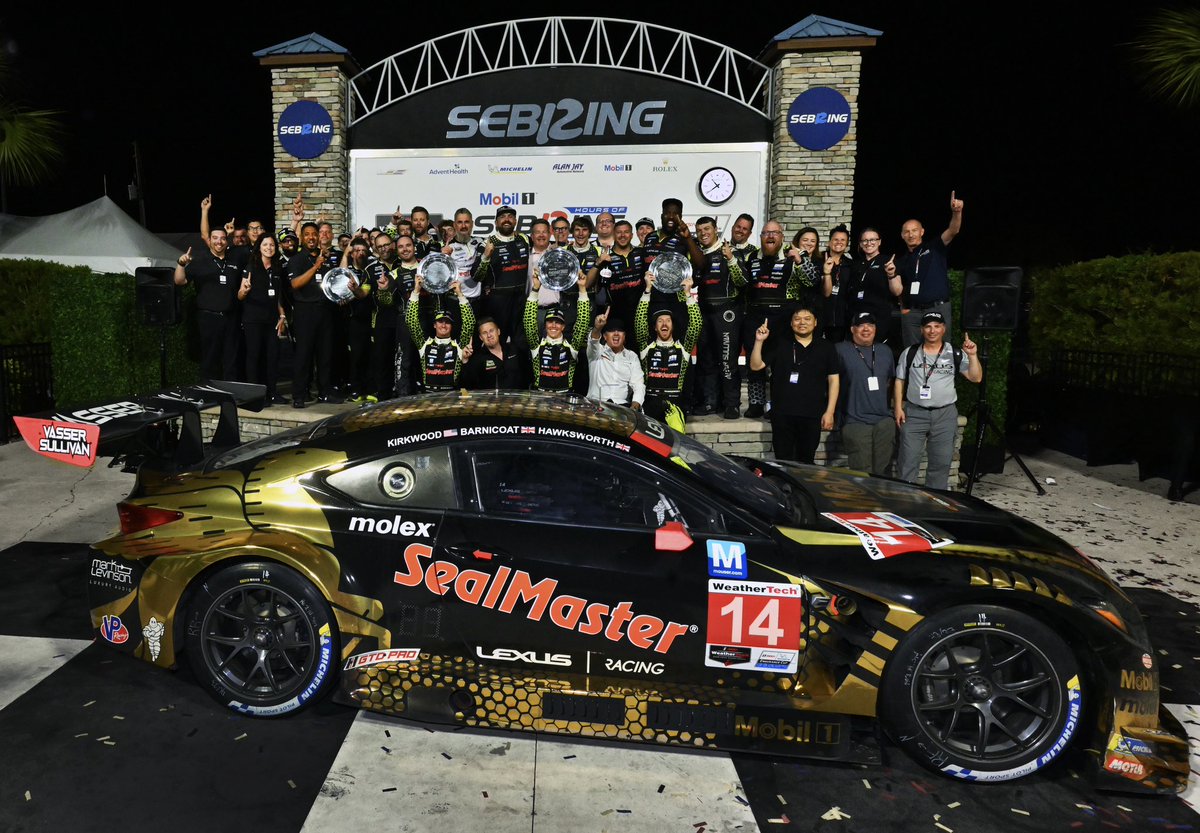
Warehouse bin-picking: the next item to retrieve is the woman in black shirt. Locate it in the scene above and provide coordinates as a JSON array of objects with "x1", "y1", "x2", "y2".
[{"x1": 239, "y1": 234, "x2": 289, "y2": 404}]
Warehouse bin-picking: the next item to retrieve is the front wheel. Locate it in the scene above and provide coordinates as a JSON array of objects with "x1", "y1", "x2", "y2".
[
  {"x1": 881, "y1": 605, "x2": 1083, "y2": 782},
  {"x1": 185, "y1": 562, "x2": 338, "y2": 716}
]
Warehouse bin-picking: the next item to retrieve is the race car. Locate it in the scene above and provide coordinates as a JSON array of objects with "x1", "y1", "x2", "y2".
[{"x1": 24, "y1": 389, "x2": 1190, "y2": 792}]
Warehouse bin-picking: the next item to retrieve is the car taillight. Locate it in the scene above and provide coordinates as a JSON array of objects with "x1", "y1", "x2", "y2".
[{"x1": 118, "y1": 503, "x2": 183, "y2": 534}]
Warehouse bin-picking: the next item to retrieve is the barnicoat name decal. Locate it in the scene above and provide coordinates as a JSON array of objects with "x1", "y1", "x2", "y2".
[
  {"x1": 822, "y1": 512, "x2": 953, "y2": 560},
  {"x1": 394, "y1": 543, "x2": 691, "y2": 653}
]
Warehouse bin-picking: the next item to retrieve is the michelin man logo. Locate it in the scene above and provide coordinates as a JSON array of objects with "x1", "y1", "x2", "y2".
[{"x1": 143, "y1": 616, "x2": 165, "y2": 661}]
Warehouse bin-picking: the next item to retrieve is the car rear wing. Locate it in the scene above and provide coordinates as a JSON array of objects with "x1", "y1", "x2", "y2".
[{"x1": 13, "y1": 381, "x2": 266, "y2": 470}]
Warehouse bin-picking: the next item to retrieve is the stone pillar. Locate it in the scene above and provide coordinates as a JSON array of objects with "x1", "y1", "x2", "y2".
[{"x1": 269, "y1": 66, "x2": 350, "y2": 235}]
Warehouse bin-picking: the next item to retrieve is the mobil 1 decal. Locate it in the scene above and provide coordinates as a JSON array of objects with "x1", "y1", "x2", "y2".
[
  {"x1": 706, "y1": 579, "x2": 802, "y2": 674},
  {"x1": 822, "y1": 511, "x2": 953, "y2": 560}
]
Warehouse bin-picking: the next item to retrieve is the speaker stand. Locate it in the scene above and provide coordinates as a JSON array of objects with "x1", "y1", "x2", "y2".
[
  {"x1": 158, "y1": 323, "x2": 169, "y2": 388},
  {"x1": 964, "y1": 335, "x2": 1045, "y2": 497}
]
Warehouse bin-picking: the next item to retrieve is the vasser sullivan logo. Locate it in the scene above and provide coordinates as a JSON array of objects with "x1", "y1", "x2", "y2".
[
  {"x1": 394, "y1": 543, "x2": 692, "y2": 653},
  {"x1": 14, "y1": 417, "x2": 101, "y2": 468},
  {"x1": 91, "y1": 557, "x2": 132, "y2": 585},
  {"x1": 446, "y1": 99, "x2": 667, "y2": 145},
  {"x1": 479, "y1": 192, "x2": 536, "y2": 207}
]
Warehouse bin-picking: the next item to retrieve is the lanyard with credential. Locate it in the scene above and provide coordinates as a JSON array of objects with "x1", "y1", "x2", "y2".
[{"x1": 854, "y1": 344, "x2": 875, "y2": 374}]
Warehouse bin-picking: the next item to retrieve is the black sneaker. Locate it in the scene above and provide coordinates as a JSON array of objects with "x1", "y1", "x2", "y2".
[
  {"x1": 723, "y1": 406, "x2": 740, "y2": 420},
  {"x1": 693, "y1": 403, "x2": 716, "y2": 416},
  {"x1": 317, "y1": 395, "x2": 345, "y2": 405},
  {"x1": 745, "y1": 404, "x2": 764, "y2": 419},
  {"x1": 292, "y1": 399, "x2": 307, "y2": 409},
  {"x1": 270, "y1": 393, "x2": 290, "y2": 405}
]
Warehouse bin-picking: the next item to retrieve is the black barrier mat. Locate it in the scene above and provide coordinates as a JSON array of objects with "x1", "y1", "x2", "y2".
[
  {"x1": 0, "y1": 643, "x2": 356, "y2": 833},
  {"x1": 733, "y1": 587, "x2": 1200, "y2": 830},
  {"x1": 0, "y1": 541, "x2": 93, "y2": 639}
]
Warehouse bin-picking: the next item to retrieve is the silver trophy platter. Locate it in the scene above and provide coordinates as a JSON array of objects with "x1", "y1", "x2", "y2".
[
  {"x1": 648, "y1": 251, "x2": 692, "y2": 293},
  {"x1": 321, "y1": 266, "x2": 357, "y2": 302},
  {"x1": 539, "y1": 248, "x2": 581, "y2": 291},
  {"x1": 418, "y1": 253, "x2": 457, "y2": 294}
]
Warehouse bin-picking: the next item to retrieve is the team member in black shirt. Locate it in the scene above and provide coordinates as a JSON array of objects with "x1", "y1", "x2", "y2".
[
  {"x1": 589, "y1": 220, "x2": 646, "y2": 331},
  {"x1": 475, "y1": 206, "x2": 531, "y2": 348},
  {"x1": 749, "y1": 303, "x2": 840, "y2": 464},
  {"x1": 287, "y1": 222, "x2": 343, "y2": 408},
  {"x1": 174, "y1": 228, "x2": 242, "y2": 380},
  {"x1": 237, "y1": 234, "x2": 288, "y2": 404},
  {"x1": 690, "y1": 217, "x2": 745, "y2": 418},
  {"x1": 845, "y1": 227, "x2": 903, "y2": 350},
  {"x1": 461, "y1": 318, "x2": 530, "y2": 390}
]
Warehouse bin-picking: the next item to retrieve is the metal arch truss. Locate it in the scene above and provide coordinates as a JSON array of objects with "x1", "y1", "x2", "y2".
[{"x1": 348, "y1": 17, "x2": 772, "y2": 126}]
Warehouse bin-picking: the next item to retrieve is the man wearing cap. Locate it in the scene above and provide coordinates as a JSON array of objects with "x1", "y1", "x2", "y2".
[
  {"x1": 525, "y1": 272, "x2": 591, "y2": 393},
  {"x1": 406, "y1": 275, "x2": 475, "y2": 392},
  {"x1": 587, "y1": 310, "x2": 645, "y2": 410},
  {"x1": 730, "y1": 213, "x2": 758, "y2": 265},
  {"x1": 636, "y1": 272, "x2": 701, "y2": 424},
  {"x1": 368, "y1": 231, "x2": 415, "y2": 399},
  {"x1": 749, "y1": 303, "x2": 839, "y2": 464},
  {"x1": 690, "y1": 217, "x2": 746, "y2": 418},
  {"x1": 886, "y1": 192, "x2": 965, "y2": 346},
  {"x1": 475, "y1": 205, "x2": 531, "y2": 349},
  {"x1": 635, "y1": 218, "x2": 656, "y2": 247},
  {"x1": 836, "y1": 312, "x2": 896, "y2": 475},
  {"x1": 894, "y1": 311, "x2": 981, "y2": 489},
  {"x1": 639, "y1": 198, "x2": 703, "y2": 348}
]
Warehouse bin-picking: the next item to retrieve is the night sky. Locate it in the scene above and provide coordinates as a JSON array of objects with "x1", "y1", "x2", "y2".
[{"x1": 3, "y1": 3, "x2": 1197, "y2": 271}]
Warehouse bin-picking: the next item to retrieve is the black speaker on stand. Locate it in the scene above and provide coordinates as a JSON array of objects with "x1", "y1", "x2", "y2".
[
  {"x1": 135, "y1": 266, "x2": 181, "y2": 387},
  {"x1": 960, "y1": 266, "x2": 1044, "y2": 496}
]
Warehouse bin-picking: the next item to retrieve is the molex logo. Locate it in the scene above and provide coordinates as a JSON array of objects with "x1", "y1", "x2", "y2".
[
  {"x1": 786, "y1": 87, "x2": 852, "y2": 151},
  {"x1": 277, "y1": 100, "x2": 334, "y2": 160}
]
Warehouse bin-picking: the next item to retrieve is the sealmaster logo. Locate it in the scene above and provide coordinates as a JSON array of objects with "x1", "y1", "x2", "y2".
[
  {"x1": 348, "y1": 515, "x2": 434, "y2": 537},
  {"x1": 101, "y1": 615, "x2": 129, "y2": 645},
  {"x1": 394, "y1": 543, "x2": 691, "y2": 653}
]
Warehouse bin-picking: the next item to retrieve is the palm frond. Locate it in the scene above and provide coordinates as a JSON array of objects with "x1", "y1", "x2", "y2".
[
  {"x1": 1132, "y1": 7, "x2": 1200, "y2": 109},
  {"x1": 0, "y1": 106, "x2": 63, "y2": 185}
]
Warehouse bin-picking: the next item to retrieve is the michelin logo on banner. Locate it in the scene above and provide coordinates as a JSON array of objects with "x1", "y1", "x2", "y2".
[{"x1": 707, "y1": 540, "x2": 748, "y2": 579}]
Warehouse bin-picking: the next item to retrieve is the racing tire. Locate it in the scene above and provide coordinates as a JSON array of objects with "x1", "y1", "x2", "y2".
[
  {"x1": 880, "y1": 605, "x2": 1083, "y2": 782},
  {"x1": 185, "y1": 562, "x2": 338, "y2": 717}
]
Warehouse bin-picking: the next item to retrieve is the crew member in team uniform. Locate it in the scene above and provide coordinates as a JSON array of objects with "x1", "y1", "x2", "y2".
[
  {"x1": 406, "y1": 276, "x2": 475, "y2": 392},
  {"x1": 339, "y1": 237, "x2": 375, "y2": 403},
  {"x1": 366, "y1": 232, "x2": 405, "y2": 400},
  {"x1": 441, "y1": 207, "x2": 486, "y2": 325},
  {"x1": 525, "y1": 273, "x2": 591, "y2": 394},
  {"x1": 635, "y1": 272, "x2": 701, "y2": 426},
  {"x1": 690, "y1": 217, "x2": 746, "y2": 418},
  {"x1": 846, "y1": 227, "x2": 903, "y2": 350},
  {"x1": 285, "y1": 222, "x2": 343, "y2": 407},
  {"x1": 639, "y1": 197, "x2": 702, "y2": 344},
  {"x1": 742, "y1": 221, "x2": 808, "y2": 418},
  {"x1": 729, "y1": 213, "x2": 758, "y2": 265},
  {"x1": 237, "y1": 234, "x2": 288, "y2": 404},
  {"x1": 821, "y1": 224, "x2": 855, "y2": 342},
  {"x1": 174, "y1": 228, "x2": 240, "y2": 381},
  {"x1": 474, "y1": 206, "x2": 531, "y2": 348},
  {"x1": 409, "y1": 206, "x2": 440, "y2": 258},
  {"x1": 564, "y1": 215, "x2": 601, "y2": 330},
  {"x1": 588, "y1": 219, "x2": 646, "y2": 330}
]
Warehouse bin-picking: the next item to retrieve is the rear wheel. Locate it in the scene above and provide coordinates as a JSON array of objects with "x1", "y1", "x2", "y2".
[
  {"x1": 881, "y1": 605, "x2": 1083, "y2": 782},
  {"x1": 185, "y1": 562, "x2": 337, "y2": 716}
]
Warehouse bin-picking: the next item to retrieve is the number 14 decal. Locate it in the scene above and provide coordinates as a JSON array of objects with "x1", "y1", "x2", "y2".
[
  {"x1": 707, "y1": 584, "x2": 802, "y2": 651},
  {"x1": 720, "y1": 596, "x2": 786, "y2": 646}
]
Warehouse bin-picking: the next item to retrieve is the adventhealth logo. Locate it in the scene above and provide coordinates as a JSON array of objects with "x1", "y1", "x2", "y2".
[{"x1": 707, "y1": 539, "x2": 748, "y2": 579}]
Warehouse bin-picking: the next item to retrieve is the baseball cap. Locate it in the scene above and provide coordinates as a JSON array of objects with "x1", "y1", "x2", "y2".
[
  {"x1": 851, "y1": 311, "x2": 877, "y2": 326},
  {"x1": 635, "y1": 217, "x2": 655, "y2": 230},
  {"x1": 921, "y1": 311, "x2": 946, "y2": 326},
  {"x1": 602, "y1": 317, "x2": 626, "y2": 333},
  {"x1": 496, "y1": 206, "x2": 517, "y2": 217},
  {"x1": 544, "y1": 307, "x2": 566, "y2": 324},
  {"x1": 433, "y1": 310, "x2": 455, "y2": 324}
]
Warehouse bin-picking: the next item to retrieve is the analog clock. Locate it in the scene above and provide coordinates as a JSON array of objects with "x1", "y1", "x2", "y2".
[{"x1": 699, "y1": 167, "x2": 736, "y2": 205}]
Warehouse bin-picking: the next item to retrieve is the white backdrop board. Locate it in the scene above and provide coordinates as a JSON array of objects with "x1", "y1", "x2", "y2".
[{"x1": 351, "y1": 143, "x2": 768, "y2": 238}]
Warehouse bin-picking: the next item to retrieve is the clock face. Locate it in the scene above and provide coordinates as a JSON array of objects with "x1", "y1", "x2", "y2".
[{"x1": 699, "y1": 167, "x2": 736, "y2": 205}]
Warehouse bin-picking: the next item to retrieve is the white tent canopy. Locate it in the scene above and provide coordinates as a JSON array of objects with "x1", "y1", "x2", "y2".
[{"x1": 0, "y1": 196, "x2": 184, "y2": 275}]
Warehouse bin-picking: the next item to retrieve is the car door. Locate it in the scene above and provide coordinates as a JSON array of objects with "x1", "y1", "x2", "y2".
[
  {"x1": 433, "y1": 438, "x2": 785, "y2": 696},
  {"x1": 319, "y1": 444, "x2": 456, "y2": 657}
]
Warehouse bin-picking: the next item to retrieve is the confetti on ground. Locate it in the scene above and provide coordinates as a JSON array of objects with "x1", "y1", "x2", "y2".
[
  {"x1": 735, "y1": 796, "x2": 749, "y2": 806},
  {"x1": 234, "y1": 733, "x2": 247, "y2": 741},
  {"x1": 1173, "y1": 664, "x2": 1183, "y2": 669},
  {"x1": 601, "y1": 809, "x2": 614, "y2": 816},
  {"x1": 187, "y1": 728, "x2": 198, "y2": 737},
  {"x1": 767, "y1": 815, "x2": 790, "y2": 824},
  {"x1": 441, "y1": 752, "x2": 452, "y2": 760},
  {"x1": 563, "y1": 754, "x2": 576, "y2": 759},
  {"x1": 288, "y1": 780, "x2": 296, "y2": 789},
  {"x1": 862, "y1": 779, "x2": 871, "y2": 789},
  {"x1": 382, "y1": 787, "x2": 397, "y2": 793},
  {"x1": 25, "y1": 791, "x2": 31, "y2": 802},
  {"x1": 617, "y1": 809, "x2": 631, "y2": 814},
  {"x1": 82, "y1": 700, "x2": 95, "y2": 708},
  {"x1": 112, "y1": 715, "x2": 124, "y2": 720},
  {"x1": 1012, "y1": 808, "x2": 1030, "y2": 816},
  {"x1": 482, "y1": 791, "x2": 489, "y2": 799},
  {"x1": 385, "y1": 730, "x2": 391, "y2": 737},
  {"x1": 778, "y1": 794, "x2": 788, "y2": 804},
  {"x1": 936, "y1": 823, "x2": 953, "y2": 833},
  {"x1": 74, "y1": 733, "x2": 87, "y2": 738},
  {"x1": 657, "y1": 785, "x2": 665, "y2": 794},
  {"x1": 821, "y1": 807, "x2": 851, "y2": 821},
  {"x1": 693, "y1": 824, "x2": 707, "y2": 829},
  {"x1": 96, "y1": 735, "x2": 110, "y2": 742},
  {"x1": 381, "y1": 746, "x2": 391, "y2": 754},
  {"x1": 103, "y1": 741, "x2": 116, "y2": 746},
  {"x1": 1117, "y1": 805, "x2": 1132, "y2": 812},
  {"x1": 947, "y1": 802, "x2": 961, "y2": 809}
]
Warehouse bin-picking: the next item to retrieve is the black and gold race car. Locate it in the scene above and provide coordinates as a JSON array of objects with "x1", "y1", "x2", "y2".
[{"x1": 34, "y1": 389, "x2": 1189, "y2": 792}]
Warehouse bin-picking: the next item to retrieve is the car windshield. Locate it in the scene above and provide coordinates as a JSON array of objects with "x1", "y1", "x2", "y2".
[{"x1": 636, "y1": 414, "x2": 799, "y2": 524}]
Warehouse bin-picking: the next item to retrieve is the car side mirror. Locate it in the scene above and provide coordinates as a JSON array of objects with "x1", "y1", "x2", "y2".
[{"x1": 655, "y1": 521, "x2": 693, "y2": 552}]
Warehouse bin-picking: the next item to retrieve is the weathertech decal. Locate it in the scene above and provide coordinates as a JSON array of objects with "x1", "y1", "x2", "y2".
[
  {"x1": 14, "y1": 417, "x2": 100, "y2": 468},
  {"x1": 705, "y1": 579, "x2": 802, "y2": 673},
  {"x1": 344, "y1": 648, "x2": 421, "y2": 670},
  {"x1": 822, "y1": 512, "x2": 953, "y2": 560},
  {"x1": 393, "y1": 543, "x2": 691, "y2": 653}
]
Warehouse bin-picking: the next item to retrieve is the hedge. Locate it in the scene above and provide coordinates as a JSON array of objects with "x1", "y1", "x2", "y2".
[{"x1": 0, "y1": 258, "x2": 199, "y2": 409}]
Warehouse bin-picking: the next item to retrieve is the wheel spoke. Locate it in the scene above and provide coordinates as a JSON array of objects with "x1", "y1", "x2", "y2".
[
  {"x1": 205, "y1": 634, "x2": 244, "y2": 647},
  {"x1": 999, "y1": 693, "x2": 1053, "y2": 720},
  {"x1": 275, "y1": 648, "x2": 303, "y2": 678},
  {"x1": 937, "y1": 705, "x2": 964, "y2": 742},
  {"x1": 999, "y1": 673, "x2": 1049, "y2": 695}
]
